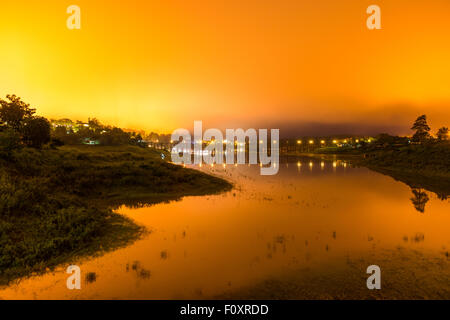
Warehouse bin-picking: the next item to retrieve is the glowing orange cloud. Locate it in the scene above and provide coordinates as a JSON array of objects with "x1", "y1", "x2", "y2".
[{"x1": 0, "y1": 0, "x2": 449, "y2": 134}]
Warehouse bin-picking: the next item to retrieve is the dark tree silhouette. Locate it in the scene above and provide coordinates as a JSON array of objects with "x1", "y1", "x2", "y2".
[
  {"x1": 411, "y1": 115, "x2": 431, "y2": 143},
  {"x1": 436, "y1": 127, "x2": 449, "y2": 141},
  {"x1": 0, "y1": 128, "x2": 21, "y2": 156},
  {"x1": 410, "y1": 188, "x2": 429, "y2": 213},
  {"x1": 53, "y1": 126, "x2": 68, "y2": 138},
  {"x1": 0, "y1": 95, "x2": 36, "y2": 131},
  {"x1": 22, "y1": 116, "x2": 51, "y2": 148},
  {"x1": 88, "y1": 118, "x2": 104, "y2": 137}
]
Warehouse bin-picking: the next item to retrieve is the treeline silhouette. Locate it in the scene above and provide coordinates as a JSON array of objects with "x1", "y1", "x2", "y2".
[
  {"x1": 51, "y1": 118, "x2": 146, "y2": 147},
  {"x1": 323, "y1": 115, "x2": 448, "y2": 154},
  {"x1": 359, "y1": 115, "x2": 449, "y2": 202},
  {"x1": 0, "y1": 94, "x2": 51, "y2": 153},
  {"x1": 0, "y1": 95, "x2": 146, "y2": 154}
]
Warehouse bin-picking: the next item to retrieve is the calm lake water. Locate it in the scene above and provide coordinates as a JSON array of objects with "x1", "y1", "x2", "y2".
[{"x1": 1, "y1": 157, "x2": 449, "y2": 299}]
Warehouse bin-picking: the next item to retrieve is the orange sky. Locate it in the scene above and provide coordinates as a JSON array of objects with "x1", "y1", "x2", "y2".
[{"x1": 0, "y1": 0, "x2": 449, "y2": 135}]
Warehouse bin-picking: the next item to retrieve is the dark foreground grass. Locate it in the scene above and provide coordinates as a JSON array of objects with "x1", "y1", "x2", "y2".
[{"x1": 0, "y1": 145, "x2": 232, "y2": 285}]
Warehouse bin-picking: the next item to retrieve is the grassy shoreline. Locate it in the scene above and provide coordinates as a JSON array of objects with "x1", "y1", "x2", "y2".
[
  {"x1": 285, "y1": 142, "x2": 450, "y2": 197},
  {"x1": 358, "y1": 143, "x2": 450, "y2": 196},
  {"x1": 0, "y1": 145, "x2": 232, "y2": 285},
  {"x1": 358, "y1": 165, "x2": 450, "y2": 197}
]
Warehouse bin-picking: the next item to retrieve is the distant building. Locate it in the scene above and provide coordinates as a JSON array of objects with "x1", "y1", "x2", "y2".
[{"x1": 83, "y1": 138, "x2": 100, "y2": 145}]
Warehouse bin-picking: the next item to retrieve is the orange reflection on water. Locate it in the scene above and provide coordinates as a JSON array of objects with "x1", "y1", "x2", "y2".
[{"x1": 0, "y1": 158, "x2": 449, "y2": 299}]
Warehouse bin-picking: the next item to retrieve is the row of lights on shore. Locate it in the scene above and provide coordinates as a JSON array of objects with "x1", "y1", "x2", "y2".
[
  {"x1": 296, "y1": 138, "x2": 371, "y2": 145},
  {"x1": 170, "y1": 140, "x2": 279, "y2": 145},
  {"x1": 170, "y1": 139, "x2": 372, "y2": 146},
  {"x1": 170, "y1": 139, "x2": 372, "y2": 147}
]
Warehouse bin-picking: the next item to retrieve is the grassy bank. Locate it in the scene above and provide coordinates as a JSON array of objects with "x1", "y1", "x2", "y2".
[
  {"x1": 0, "y1": 145, "x2": 232, "y2": 285},
  {"x1": 288, "y1": 142, "x2": 450, "y2": 197},
  {"x1": 359, "y1": 142, "x2": 450, "y2": 196}
]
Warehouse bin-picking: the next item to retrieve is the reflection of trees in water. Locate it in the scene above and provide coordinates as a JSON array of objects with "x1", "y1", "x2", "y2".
[
  {"x1": 109, "y1": 197, "x2": 182, "y2": 210},
  {"x1": 410, "y1": 188, "x2": 430, "y2": 213},
  {"x1": 409, "y1": 186, "x2": 448, "y2": 213},
  {"x1": 437, "y1": 193, "x2": 448, "y2": 201}
]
